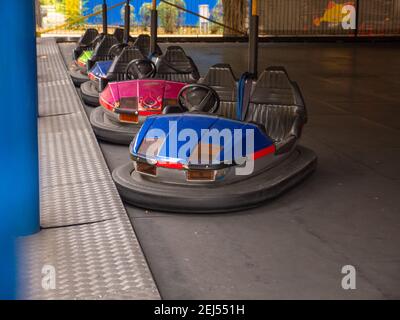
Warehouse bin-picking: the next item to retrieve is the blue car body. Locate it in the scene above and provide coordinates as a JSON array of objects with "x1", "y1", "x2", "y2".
[
  {"x1": 88, "y1": 60, "x2": 113, "y2": 80},
  {"x1": 130, "y1": 113, "x2": 276, "y2": 166}
]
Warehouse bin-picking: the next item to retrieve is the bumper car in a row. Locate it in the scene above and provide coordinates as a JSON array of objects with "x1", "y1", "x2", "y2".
[
  {"x1": 80, "y1": 35, "x2": 162, "y2": 106},
  {"x1": 69, "y1": 28, "x2": 124, "y2": 79},
  {"x1": 72, "y1": 27, "x2": 124, "y2": 62},
  {"x1": 112, "y1": 67, "x2": 317, "y2": 213},
  {"x1": 69, "y1": 29, "x2": 128, "y2": 86},
  {"x1": 89, "y1": 46, "x2": 201, "y2": 144}
]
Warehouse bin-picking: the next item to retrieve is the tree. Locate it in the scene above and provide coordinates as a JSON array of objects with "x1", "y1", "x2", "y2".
[
  {"x1": 64, "y1": 0, "x2": 89, "y2": 26},
  {"x1": 210, "y1": 0, "x2": 223, "y2": 34},
  {"x1": 158, "y1": 0, "x2": 186, "y2": 33},
  {"x1": 140, "y1": 2, "x2": 152, "y2": 30},
  {"x1": 120, "y1": 4, "x2": 135, "y2": 26},
  {"x1": 176, "y1": 0, "x2": 186, "y2": 28},
  {"x1": 65, "y1": 0, "x2": 79, "y2": 22},
  {"x1": 222, "y1": 0, "x2": 246, "y2": 36},
  {"x1": 92, "y1": 4, "x2": 102, "y2": 25}
]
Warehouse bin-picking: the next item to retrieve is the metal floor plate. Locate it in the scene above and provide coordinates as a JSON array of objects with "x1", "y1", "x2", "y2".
[
  {"x1": 37, "y1": 39, "x2": 80, "y2": 116},
  {"x1": 20, "y1": 39, "x2": 160, "y2": 299},
  {"x1": 20, "y1": 215, "x2": 159, "y2": 300}
]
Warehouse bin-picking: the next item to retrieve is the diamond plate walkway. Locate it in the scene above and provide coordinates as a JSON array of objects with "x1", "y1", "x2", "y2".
[{"x1": 19, "y1": 38, "x2": 160, "y2": 299}]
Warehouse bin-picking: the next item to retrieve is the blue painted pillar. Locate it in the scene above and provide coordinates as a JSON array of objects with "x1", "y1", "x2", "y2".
[
  {"x1": 0, "y1": 0, "x2": 40, "y2": 299},
  {"x1": 0, "y1": 0, "x2": 40, "y2": 236}
]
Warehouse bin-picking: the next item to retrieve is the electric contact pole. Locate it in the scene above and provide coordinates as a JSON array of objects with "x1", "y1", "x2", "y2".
[
  {"x1": 248, "y1": 0, "x2": 259, "y2": 76},
  {"x1": 102, "y1": 0, "x2": 108, "y2": 34},
  {"x1": 124, "y1": 0, "x2": 131, "y2": 43},
  {"x1": 150, "y1": 0, "x2": 158, "y2": 55}
]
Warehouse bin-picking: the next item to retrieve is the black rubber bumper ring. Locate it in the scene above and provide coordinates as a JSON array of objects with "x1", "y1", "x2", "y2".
[
  {"x1": 90, "y1": 106, "x2": 140, "y2": 145},
  {"x1": 112, "y1": 146, "x2": 318, "y2": 213}
]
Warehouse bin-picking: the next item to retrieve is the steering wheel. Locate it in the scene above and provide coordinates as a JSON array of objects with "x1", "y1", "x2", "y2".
[
  {"x1": 108, "y1": 43, "x2": 128, "y2": 58},
  {"x1": 177, "y1": 84, "x2": 220, "y2": 113},
  {"x1": 125, "y1": 59, "x2": 157, "y2": 80}
]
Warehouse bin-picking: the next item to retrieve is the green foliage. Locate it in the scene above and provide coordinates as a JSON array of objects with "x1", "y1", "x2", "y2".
[
  {"x1": 64, "y1": 0, "x2": 88, "y2": 26},
  {"x1": 210, "y1": 0, "x2": 223, "y2": 34},
  {"x1": 140, "y1": 2, "x2": 152, "y2": 30},
  {"x1": 158, "y1": 0, "x2": 186, "y2": 33},
  {"x1": 40, "y1": 0, "x2": 56, "y2": 5},
  {"x1": 55, "y1": 0, "x2": 65, "y2": 13}
]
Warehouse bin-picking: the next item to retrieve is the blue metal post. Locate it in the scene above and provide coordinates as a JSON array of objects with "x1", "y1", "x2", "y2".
[{"x1": 0, "y1": 0, "x2": 40, "y2": 237}]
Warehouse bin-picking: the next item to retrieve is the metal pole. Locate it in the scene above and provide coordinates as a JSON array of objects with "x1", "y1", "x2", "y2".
[
  {"x1": 124, "y1": 0, "x2": 131, "y2": 43},
  {"x1": 355, "y1": 0, "x2": 360, "y2": 37},
  {"x1": 150, "y1": 0, "x2": 158, "y2": 55},
  {"x1": 248, "y1": 0, "x2": 259, "y2": 76},
  {"x1": 102, "y1": 0, "x2": 108, "y2": 34}
]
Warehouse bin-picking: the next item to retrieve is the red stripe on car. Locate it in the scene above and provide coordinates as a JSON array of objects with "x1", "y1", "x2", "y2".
[{"x1": 253, "y1": 145, "x2": 276, "y2": 160}]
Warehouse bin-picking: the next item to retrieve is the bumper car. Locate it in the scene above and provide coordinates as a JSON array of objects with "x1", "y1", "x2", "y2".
[
  {"x1": 80, "y1": 35, "x2": 162, "y2": 106},
  {"x1": 72, "y1": 28, "x2": 99, "y2": 62},
  {"x1": 69, "y1": 28, "x2": 124, "y2": 80},
  {"x1": 112, "y1": 66, "x2": 317, "y2": 213},
  {"x1": 69, "y1": 28, "x2": 126, "y2": 86},
  {"x1": 89, "y1": 46, "x2": 200, "y2": 144}
]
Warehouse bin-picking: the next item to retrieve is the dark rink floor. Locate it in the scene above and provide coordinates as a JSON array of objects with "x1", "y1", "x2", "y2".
[{"x1": 60, "y1": 42, "x2": 400, "y2": 299}]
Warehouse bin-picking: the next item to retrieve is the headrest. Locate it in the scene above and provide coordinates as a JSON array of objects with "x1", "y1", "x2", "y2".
[
  {"x1": 119, "y1": 46, "x2": 145, "y2": 62},
  {"x1": 250, "y1": 67, "x2": 296, "y2": 105},
  {"x1": 133, "y1": 35, "x2": 151, "y2": 56},
  {"x1": 93, "y1": 34, "x2": 118, "y2": 56},
  {"x1": 156, "y1": 46, "x2": 199, "y2": 80},
  {"x1": 134, "y1": 34, "x2": 150, "y2": 45},
  {"x1": 113, "y1": 28, "x2": 124, "y2": 43},
  {"x1": 201, "y1": 64, "x2": 237, "y2": 102},
  {"x1": 106, "y1": 46, "x2": 145, "y2": 76},
  {"x1": 162, "y1": 46, "x2": 191, "y2": 63},
  {"x1": 202, "y1": 64, "x2": 236, "y2": 89},
  {"x1": 79, "y1": 29, "x2": 99, "y2": 46}
]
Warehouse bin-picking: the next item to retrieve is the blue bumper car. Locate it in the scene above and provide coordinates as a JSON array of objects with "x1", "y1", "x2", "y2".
[{"x1": 112, "y1": 66, "x2": 317, "y2": 212}]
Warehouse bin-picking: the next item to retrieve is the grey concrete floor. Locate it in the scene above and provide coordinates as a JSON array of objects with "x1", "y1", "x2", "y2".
[{"x1": 59, "y1": 42, "x2": 400, "y2": 299}]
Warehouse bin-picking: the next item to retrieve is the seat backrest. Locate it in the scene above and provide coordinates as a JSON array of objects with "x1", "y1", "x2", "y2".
[
  {"x1": 245, "y1": 67, "x2": 306, "y2": 142},
  {"x1": 200, "y1": 64, "x2": 238, "y2": 120},
  {"x1": 113, "y1": 28, "x2": 125, "y2": 43},
  {"x1": 73, "y1": 29, "x2": 101, "y2": 60},
  {"x1": 155, "y1": 46, "x2": 200, "y2": 83},
  {"x1": 92, "y1": 34, "x2": 118, "y2": 60},
  {"x1": 78, "y1": 29, "x2": 99, "y2": 46},
  {"x1": 133, "y1": 35, "x2": 151, "y2": 57},
  {"x1": 250, "y1": 66, "x2": 299, "y2": 105},
  {"x1": 132, "y1": 34, "x2": 162, "y2": 57},
  {"x1": 106, "y1": 46, "x2": 145, "y2": 81}
]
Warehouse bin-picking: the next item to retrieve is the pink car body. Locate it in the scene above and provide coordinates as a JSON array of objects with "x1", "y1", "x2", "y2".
[{"x1": 99, "y1": 79, "x2": 186, "y2": 123}]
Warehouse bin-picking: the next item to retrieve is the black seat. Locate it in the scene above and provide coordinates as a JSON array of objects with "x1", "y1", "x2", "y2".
[
  {"x1": 98, "y1": 47, "x2": 145, "y2": 90},
  {"x1": 200, "y1": 64, "x2": 237, "y2": 120},
  {"x1": 78, "y1": 28, "x2": 99, "y2": 46},
  {"x1": 155, "y1": 46, "x2": 200, "y2": 83},
  {"x1": 244, "y1": 67, "x2": 307, "y2": 154},
  {"x1": 113, "y1": 28, "x2": 125, "y2": 43},
  {"x1": 87, "y1": 34, "x2": 119, "y2": 69},
  {"x1": 73, "y1": 29, "x2": 99, "y2": 60},
  {"x1": 133, "y1": 34, "x2": 162, "y2": 57}
]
